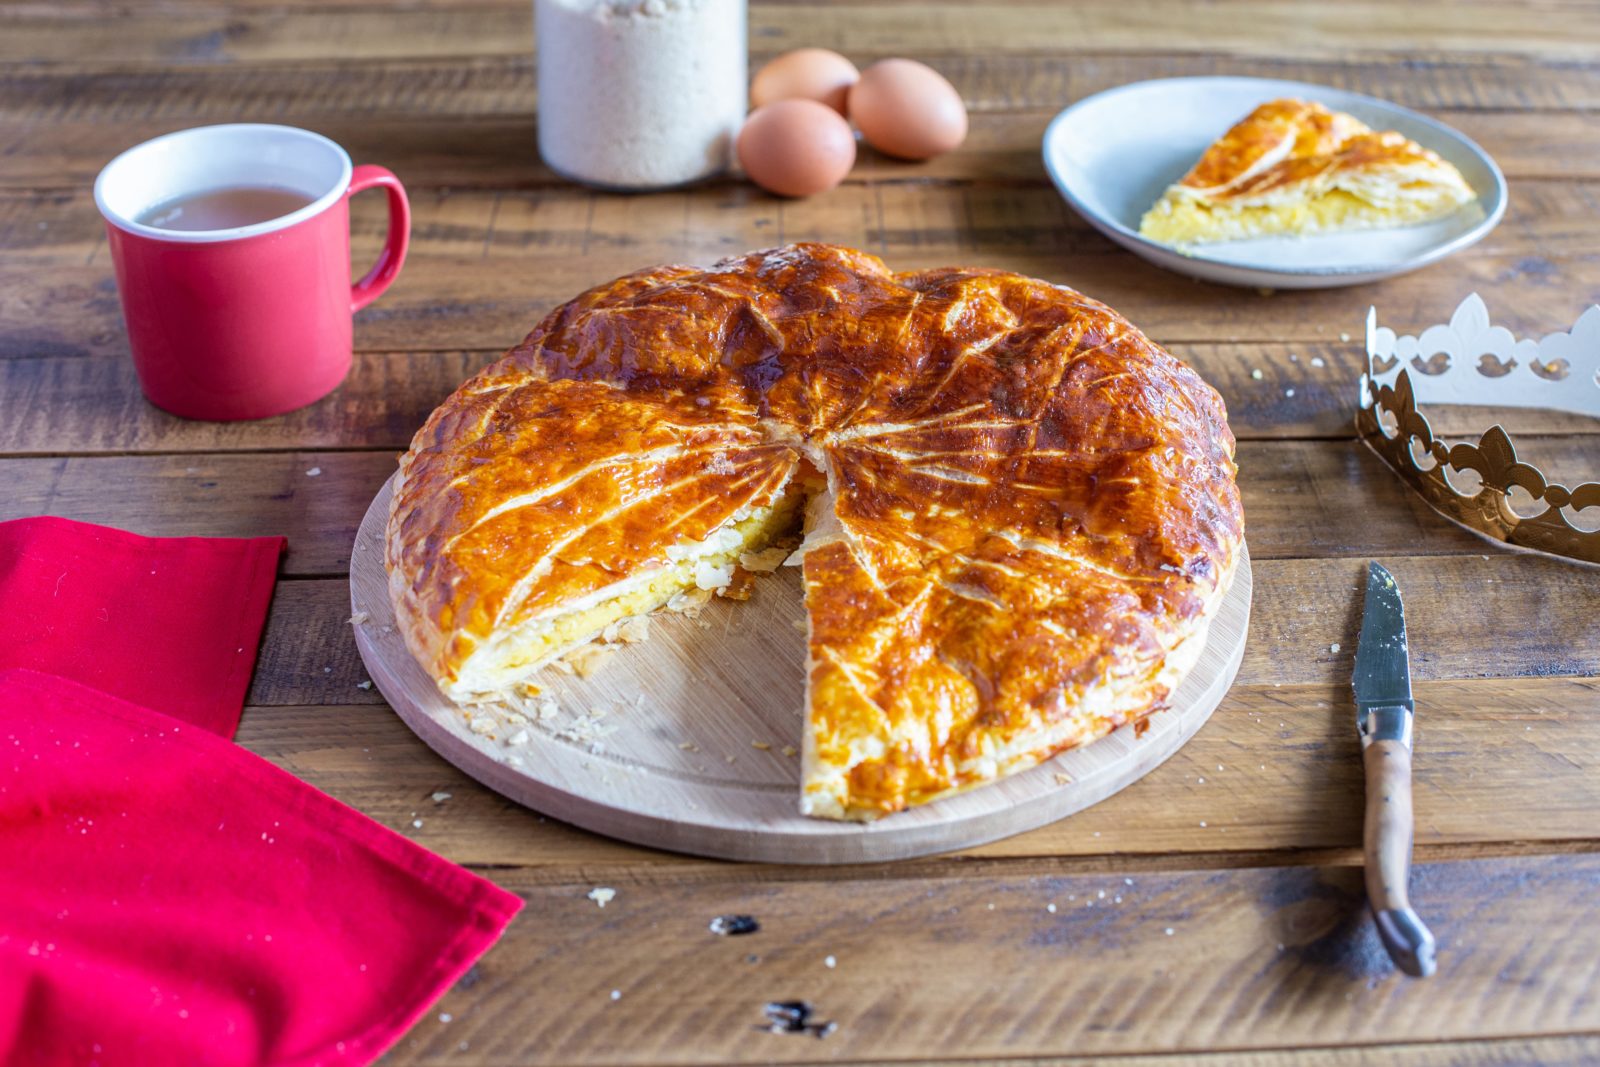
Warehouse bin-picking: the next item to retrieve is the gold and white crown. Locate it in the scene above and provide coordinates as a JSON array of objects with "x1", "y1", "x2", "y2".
[{"x1": 1356, "y1": 293, "x2": 1600, "y2": 566}]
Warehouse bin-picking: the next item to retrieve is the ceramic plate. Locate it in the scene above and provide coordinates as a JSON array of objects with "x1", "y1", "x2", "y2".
[{"x1": 1041, "y1": 76, "x2": 1507, "y2": 289}]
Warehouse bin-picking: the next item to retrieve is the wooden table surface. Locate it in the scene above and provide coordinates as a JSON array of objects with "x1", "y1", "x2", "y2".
[{"x1": 7, "y1": 1, "x2": 1600, "y2": 1063}]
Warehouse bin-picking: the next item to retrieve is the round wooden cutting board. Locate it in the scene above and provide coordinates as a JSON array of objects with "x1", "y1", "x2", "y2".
[{"x1": 351, "y1": 475, "x2": 1252, "y2": 864}]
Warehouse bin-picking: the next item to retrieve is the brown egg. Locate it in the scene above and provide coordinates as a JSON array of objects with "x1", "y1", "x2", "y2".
[
  {"x1": 849, "y1": 58, "x2": 968, "y2": 161},
  {"x1": 737, "y1": 99, "x2": 857, "y2": 198},
  {"x1": 751, "y1": 48, "x2": 860, "y2": 116}
]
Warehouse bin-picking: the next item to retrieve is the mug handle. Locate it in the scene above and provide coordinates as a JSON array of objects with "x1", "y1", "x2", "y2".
[{"x1": 348, "y1": 164, "x2": 410, "y2": 313}]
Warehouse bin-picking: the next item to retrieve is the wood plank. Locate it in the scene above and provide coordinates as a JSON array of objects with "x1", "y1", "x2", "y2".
[
  {"x1": 0, "y1": 451, "x2": 399, "y2": 576},
  {"x1": 4, "y1": 51, "x2": 1599, "y2": 127},
  {"x1": 7, "y1": 342, "x2": 1592, "y2": 459},
  {"x1": 246, "y1": 553, "x2": 1600, "y2": 708},
  {"x1": 380, "y1": 852, "x2": 1600, "y2": 1063},
  {"x1": 2, "y1": 108, "x2": 1595, "y2": 192},
  {"x1": 237, "y1": 675, "x2": 1600, "y2": 869},
  {"x1": 8, "y1": 243, "x2": 1600, "y2": 359},
  {"x1": 9, "y1": 178, "x2": 1599, "y2": 266},
  {"x1": 6, "y1": 2, "x2": 1600, "y2": 67},
  {"x1": 836, "y1": 1036, "x2": 1600, "y2": 1067},
  {"x1": 2, "y1": 436, "x2": 1554, "y2": 572}
]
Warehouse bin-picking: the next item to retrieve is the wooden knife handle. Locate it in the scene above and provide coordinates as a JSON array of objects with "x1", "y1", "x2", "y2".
[{"x1": 1363, "y1": 738, "x2": 1437, "y2": 977}]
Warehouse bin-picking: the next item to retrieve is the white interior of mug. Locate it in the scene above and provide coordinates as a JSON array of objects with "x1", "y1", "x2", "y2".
[{"x1": 93, "y1": 124, "x2": 353, "y2": 243}]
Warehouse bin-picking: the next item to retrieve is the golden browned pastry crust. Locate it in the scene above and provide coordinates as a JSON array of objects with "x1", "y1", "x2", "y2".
[
  {"x1": 387, "y1": 243, "x2": 1243, "y2": 820},
  {"x1": 1139, "y1": 98, "x2": 1476, "y2": 245}
]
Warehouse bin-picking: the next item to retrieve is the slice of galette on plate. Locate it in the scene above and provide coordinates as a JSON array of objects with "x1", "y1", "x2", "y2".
[{"x1": 1139, "y1": 97, "x2": 1477, "y2": 247}]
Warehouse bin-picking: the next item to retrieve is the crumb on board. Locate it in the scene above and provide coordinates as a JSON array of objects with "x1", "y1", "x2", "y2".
[
  {"x1": 357, "y1": 680, "x2": 372, "y2": 690},
  {"x1": 564, "y1": 644, "x2": 613, "y2": 679},
  {"x1": 587, "y1": 887, "x2": 616, "y2": 908},
  {"x1": 666, "y1": 587, "x2": 714, "y2": 617},
  {"x1": 717, "y1": 567, "x2": 757, "y2": 600},
  {"x1": 348, "y1": 610, "x2": 369, "y2": 625},
  {"x1": 601, "y1": 616, "x2": 652, "y2": 645},
  {"x1": 1311, "y1": 356, "x2": 1326, "y2": 368},
  {"x1": 709, "y1": 915, "x2": 760, "y2": 936},
  {"x1": 431, "y1": 791, "x2": 452, "y2": 803},
  {"x1": 1250, "y1": 369, "x2": 1264, "y2": 380},
  {"x1": 1330, "y1": 642, "x2": 1341, "y2": 653},
  {"x1": 739, "y1": 546, "x2": 789, "y2": 573},
  {"x1": 1340, "y1": 331, "x2": 1352, "y2": 342},
  {"x1": 305, "y1": 467, "x2": 321, "y2": 477}
]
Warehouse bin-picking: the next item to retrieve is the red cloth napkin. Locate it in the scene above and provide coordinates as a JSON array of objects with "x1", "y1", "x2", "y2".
[
  {"x1": 0, "y1": 518, "x2": 524, "y2": 1066},
  {"x1": 0, "y1": 669, "x2": 522, "y2": 1067},
  {"x1": 0, "y1": 517, "x2": 283, "y2": 737}
]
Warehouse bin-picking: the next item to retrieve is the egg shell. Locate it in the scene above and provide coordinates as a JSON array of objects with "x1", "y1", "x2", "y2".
[
  {"x1": 849, "y1": 58, "x2": 968, "y2": 161},
  {"x1": 751, "y1": 48, "x2": 860, "y2": 116},
  {"x1": 737, "y1": 99, "x2": 857, "y2": 198}
]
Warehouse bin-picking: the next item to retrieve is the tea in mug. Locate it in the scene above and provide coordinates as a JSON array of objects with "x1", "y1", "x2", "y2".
[{"x1": 136, "y1": 186, "x2": 315, "y2": 232}]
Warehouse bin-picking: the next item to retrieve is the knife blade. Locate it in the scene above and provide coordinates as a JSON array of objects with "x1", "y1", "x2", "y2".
[{"x1": 1353, "y1": 561, "x2": 1436, "y2": 977}]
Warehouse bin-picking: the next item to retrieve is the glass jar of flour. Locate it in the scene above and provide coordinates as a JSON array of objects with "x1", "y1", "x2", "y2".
[{"x1": 535, "y1": 0, "x2": 747, "y2": 190}]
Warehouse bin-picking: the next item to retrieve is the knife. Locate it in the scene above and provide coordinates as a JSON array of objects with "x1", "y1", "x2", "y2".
[{"x1": 1353, "y1": 561, "x2": 1437, "y2": 977}]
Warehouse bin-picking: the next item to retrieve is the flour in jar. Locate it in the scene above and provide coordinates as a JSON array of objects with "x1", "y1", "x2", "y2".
[{"x1": 535, "y1": 0, "x2": 747, "y2": 189}]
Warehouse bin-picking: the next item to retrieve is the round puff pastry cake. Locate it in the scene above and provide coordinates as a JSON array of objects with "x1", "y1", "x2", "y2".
[{"x1": 386, "y1": 243, "x2": 1244, "y2": 821}]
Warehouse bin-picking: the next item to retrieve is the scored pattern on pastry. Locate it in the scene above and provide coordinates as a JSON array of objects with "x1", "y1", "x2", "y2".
[
  {"x1": 387, "y1": 244, "x2": 1244, "y2": 820},
  {"x1": 1139, "y1": 98, "x2": 1477, "y2": 246}
]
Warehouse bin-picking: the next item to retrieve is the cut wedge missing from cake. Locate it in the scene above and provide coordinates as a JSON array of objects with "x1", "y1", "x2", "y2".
[
  {"x1": 385, "y1": 244, "x2": 1244, "y2": 821},
  {"x1": 1138, "y1": 98, "x2": 1477, "y2": 247}
]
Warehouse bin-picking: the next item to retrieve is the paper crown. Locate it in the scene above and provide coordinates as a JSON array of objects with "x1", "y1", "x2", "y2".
[{"x1": 1356, "y1": 293, "x2": 1600, "y2": 566}]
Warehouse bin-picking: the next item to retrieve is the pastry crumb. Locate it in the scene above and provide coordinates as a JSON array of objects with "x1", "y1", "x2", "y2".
[
  {"x1": 348, "y1": 610, "x2": 369, "y2": 625},
  {"x1": 782, "y1": 745, "x2": 798, "y2": 757},
  {"x1": 738, "y1": 546, "x2": 789, "y2": 573},
  {"x1": 587, "y1": 887, "x2": 616, "y2": 908},
  {"x1": 564, "y1": 644, "x2": 612, "y2": 678},
  {"x1": 717, "y1": 567, "x2": 757, "y2": 600},
  {"x1": 751, "y1": 740, "x2": 771, "y2": 750},
  {"x1": 1053, "y1": 772, "x2": 1072, "y2": 786},
  {"x1": 666, "y1": 587, "x2": 714, "y2": 617}
]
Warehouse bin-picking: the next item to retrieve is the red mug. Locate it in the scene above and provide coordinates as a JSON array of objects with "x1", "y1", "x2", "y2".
[{"x1": 93, "y1": 124, "x2": 410, "y2": 421}]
